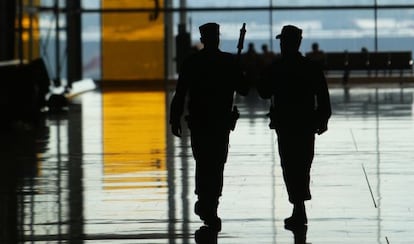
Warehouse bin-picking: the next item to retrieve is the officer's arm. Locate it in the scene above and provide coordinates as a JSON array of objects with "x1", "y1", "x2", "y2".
[
  {"x1": 170, "y1": 65, "x2": 189, "y2": 137},
  {"x1": 315, "y1": 68, "x2": 332, "y2": 134}
]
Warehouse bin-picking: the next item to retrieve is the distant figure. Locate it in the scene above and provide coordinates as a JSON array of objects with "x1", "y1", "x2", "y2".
[
  {"x1": 175, "y1": 23, "x2": 192, "y2": 73},
  {"x1": 258, "y1": 25, "x2": 331, "y2": 228},
  {"x1": 170, "y1": 23, "x2": 249, "y2": 233},
  {"x1": 360, "y1": 46, "x2": 370, "y2": 65},
  {"x1": 360, "y1": 46, "x2": 368, "y2": 53},
  {"x1": 306, "y1": 42, "x2": 326, "y2": 69},
  {"x1": 359, "y1": 46, "x2": 371, "y2": 76},
  {"x1": 260, "y1": 44, "x2": 276, "y2": 68},
  {"x1": 241, "y1": 42, "x2": 260, "y2": 86}
]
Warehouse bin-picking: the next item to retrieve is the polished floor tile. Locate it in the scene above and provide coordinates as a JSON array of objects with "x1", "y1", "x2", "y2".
[{"x1": 1, "y1": 84, "x2": 414, "y2": 243}]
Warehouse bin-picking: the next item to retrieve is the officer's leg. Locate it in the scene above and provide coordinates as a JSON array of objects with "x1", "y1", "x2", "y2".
[
  {"x1": 191, "y1": 130, "x2": 229, "y2": 231},
  {"x1": 194, "y1": 159, "x2": 224, "y2": 231},
  {"x1": 191, "y1": 131, "x2": 208, "y2": 219},
  {"x1": 278, "y1": 133, "x2": 314, "y2": 226}
]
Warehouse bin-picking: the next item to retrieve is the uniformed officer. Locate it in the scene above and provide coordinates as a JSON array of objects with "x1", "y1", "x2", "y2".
[
  {"x1": 258, "y1": 25, "x2": 331, "y2": 228},
  {"x1": 170, "y1": 22, "x2": 249, "y2": 232}
]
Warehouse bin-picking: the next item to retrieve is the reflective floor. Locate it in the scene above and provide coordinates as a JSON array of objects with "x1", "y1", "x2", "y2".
[{"x1": 2, "y1": 83, "x2": 414, "y2": 243}]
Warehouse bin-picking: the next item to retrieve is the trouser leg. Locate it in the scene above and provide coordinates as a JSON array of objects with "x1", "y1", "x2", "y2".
[
  {"x1": 194, "y1": 161, "x2": 224, "y2": 221},
  {"x1": 277, "y1": 133, "x2": 314, "y2": 204},
  {"x1": 191, "y1": 130, "x2": 229, "y2": 222}
]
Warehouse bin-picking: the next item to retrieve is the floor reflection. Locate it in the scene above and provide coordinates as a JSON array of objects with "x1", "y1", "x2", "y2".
[
  {"x1": 0, "y1": 103, "x2": 85, "y2": 243},
  {"x1": 1, "y1": 85, "x2": 414, "y2": 243}
]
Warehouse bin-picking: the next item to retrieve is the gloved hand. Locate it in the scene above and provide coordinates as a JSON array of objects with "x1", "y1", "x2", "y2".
[
  {"x1": 316, "y1": 123, "x2": 328, "y2": 135},
  {"x1": 171, "y1": 122, "x2": 182, "y2": 137}
]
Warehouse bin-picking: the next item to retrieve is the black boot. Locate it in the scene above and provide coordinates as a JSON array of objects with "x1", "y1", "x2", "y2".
[
  {"x1": 204, "y1": 216, "x2": 222, "y2": 232},
  {"x1": 194, "y1": 200, "x2": 206, "y2": 220},
  {"x1": 195, "y1": 225, "x2": 218, "y2": 244},
  {"x1": 284, "y1": 202, "x2": 307, "y2": 228},
  {"x1": 195, "y1": 199, "x2": 221, "y2": 232}
]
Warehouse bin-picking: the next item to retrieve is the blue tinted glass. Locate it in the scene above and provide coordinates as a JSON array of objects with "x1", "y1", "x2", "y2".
[
  {"x1": 182, "y1": 0, "x2": 414, "y2": 7},
  {"x1": 378, "y1": 0, "x2": 414, "y2": 4},
  {"x1": 184, "y1": 0, "x2": 272, "y2": 7},
  {"x1": 274, "y1": 0, "x2": 373, "y2": 6},
  {"x1": 273, "y1": 10, "x2": 376, "y2": 53},
  {"x1": 182, "y1": 11, "x2": 273, "y2": 53},
  {"x1": 82, "y1": 13, "x2": 101, "y2": 79},
  {"x1": 183, "y1": 0, "x2": 375, "y2": 7},
  {"x1": 181, "y1": 9, "x2": 378, "y2": 54},
  {"x1": 378, "y1": 9, "x2": 414, "y2": 53}
]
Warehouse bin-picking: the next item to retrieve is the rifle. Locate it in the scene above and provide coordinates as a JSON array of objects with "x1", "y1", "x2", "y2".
[
  {"x1": 229, "y1": 23, "x2": 246, "y2": 131},
  {"x1": 237, "y1": 23, "x2": 246, "y2": 56}
]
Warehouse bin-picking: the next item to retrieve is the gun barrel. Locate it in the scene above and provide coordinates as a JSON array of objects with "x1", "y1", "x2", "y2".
[{"x1": 237, "y1": 23, "x2": 246, "y2": 55}]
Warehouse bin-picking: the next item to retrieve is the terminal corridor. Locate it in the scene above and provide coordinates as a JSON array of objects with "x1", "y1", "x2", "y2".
[{"x1": 1, "y1": 84, "x2": 414, "y2": 243}]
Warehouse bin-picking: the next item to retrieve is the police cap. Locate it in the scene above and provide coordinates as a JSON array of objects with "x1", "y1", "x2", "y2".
[
  {"x1": 199, "y1": 22, "x2": 220, "y2": 38},
  {"x1": 276, "y1": 25, "x2": 302, "y2": 41}
]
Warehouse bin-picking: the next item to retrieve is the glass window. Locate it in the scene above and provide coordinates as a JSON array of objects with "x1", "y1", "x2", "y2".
[
  {"x1": 40, "y1": 0, "x2": 65, "y2": 7},
  {"x1": 274, "y1": 0, "x2": 373, "y2": 6},
  {"x1": 182, "y1": 11, "x2": 272, "y2": 53},
  {"x1": 180, "y1": 9, "x2": 376, "y2": 54},
  {"x1": 81, "y1": 0, "x2": 101, "y2": 79},
  {"x1": 33, "y1": 0, "x2": 414, "y2": 81},
  {"x1": 182, "y1": 0, "x2": 271, "y2": 8},
  {"x1": 82, "y1": 13, "x2": 101, "y2": 79},
  {"x1": 378, "y1": 0, "x2": 414, "y2": 4},
  {"x1": 38, "y1": 0, "x2": 67, "y2": 81},
  {"x1": 273, "y1": 10, "x2": 376, "y2": 53},
  {"x1": 377, "y1": 9, "x2": 414, "y2": 54},
  {"x1": 181, "y1": 0, "x2": 381, "y2": 7}
]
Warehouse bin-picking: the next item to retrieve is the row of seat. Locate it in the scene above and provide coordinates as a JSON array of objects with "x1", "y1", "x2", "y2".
[{"x1": 314, "y1": 51, "x2": 413, "y2": 74}]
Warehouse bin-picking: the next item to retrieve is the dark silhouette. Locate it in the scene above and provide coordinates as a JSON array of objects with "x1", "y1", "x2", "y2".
[
  {"x1": 286, "y1": 224, "x2": 308, "y2": 244},
  {"x1": 195, "y1": 225, "x2": 218, "y2": 244},
  {"x1": 360, "y1": 46, "x2": 368, "y2": 53},
  {"x1": 175, "y1": 23, "x2": 191, "y2": 73},
  {"x1": 0, "y1": 58, "x2": 50, "y2": 128},
  {"x1": 241, "y1": 42, "x2": 260, "y2": 87},
  {"x1": 258, "y1": 25, "x2": 331, "y2": 228},
  {"x1": 306, "y1": 42, "x2": 326, "y2": 69},
  {"x1": 259, "y1": 44, "x2": 277, "y2": 72},
  {"x1": 170, "y1": 22, "x2": 248, "y2": 233}
]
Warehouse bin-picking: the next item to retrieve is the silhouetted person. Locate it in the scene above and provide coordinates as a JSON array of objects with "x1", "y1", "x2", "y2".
[
  {"x1": 360, "y1": 46, "x2": 368, "y2": 53},
  {"x1": 258, "y1": 25, "x2": 331, "y2": 228},
  {"x1": 170, "y1": 22, "x2": 248, "y2": 232},
  {"x1": 306, "y1": 42, "x2": 326, "y2": 70},
  {"x1": 241, "y1": 42, "x2": 260, "y2": 87},
  {"x1": 260, "y1": 44, "x2": 276, "y2": 71}
]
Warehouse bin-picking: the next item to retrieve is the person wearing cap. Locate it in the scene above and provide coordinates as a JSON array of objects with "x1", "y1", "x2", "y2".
[
  {"x1": 170, "y1": 22, "x2": 249, "y2": 232},
  {"x1": 258, "y1": 25, "x2": 331, "y2": 228}
]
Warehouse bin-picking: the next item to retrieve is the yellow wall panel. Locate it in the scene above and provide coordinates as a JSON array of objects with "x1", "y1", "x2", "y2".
[{"x1": 102, "y1": 0, "x2": 164, "y2": 80}]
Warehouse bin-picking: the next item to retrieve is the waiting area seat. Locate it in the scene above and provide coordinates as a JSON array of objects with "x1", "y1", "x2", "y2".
[{"x1": 307, "y1": 51, "x2": 413, "y2": 83}]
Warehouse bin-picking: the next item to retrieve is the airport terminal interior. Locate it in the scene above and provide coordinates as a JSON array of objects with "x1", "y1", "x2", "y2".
[{"x1": 1, "y1": 1, "x2": 414, "y2": 243}]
